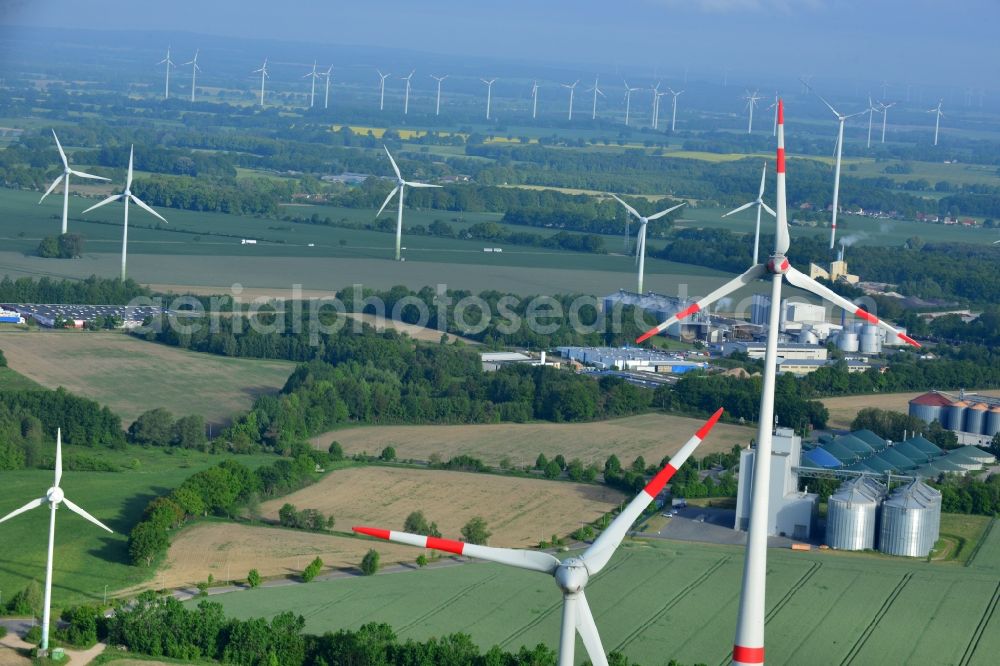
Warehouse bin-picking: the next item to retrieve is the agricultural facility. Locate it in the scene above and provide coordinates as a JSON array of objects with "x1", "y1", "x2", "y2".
[{"x1": 910, "y1": 390, "x2": 1000, "y2": 446}]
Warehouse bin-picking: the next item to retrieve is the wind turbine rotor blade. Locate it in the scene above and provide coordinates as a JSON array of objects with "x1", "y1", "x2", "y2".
[
  {"x1": 721, "y1": 201, "x2": 754, "y2": 218},
  {"x1": 815, "y1": 92, "x2": 840, "y2": 118},
  {"x1": 376, "y1": 187, "x2": 399, "y2": 217},
  {"x1": 634, "y1": 225, "x2": 645, "y2": 265},
  {"x1": 55, "y1": 429, "x2": 63, "y2": 487},
  {"x1": 844, "y1": 109, "x2": 868, "y2": 120},
  {"x1": 126, "y1": 146, "x2": 134, "y2": 190},
  {"x1": 775, "y1": 99, "x2": 790, "y2": 255},
  {"x1": 81, "y1": 194, "x2": 122, "y2": 214},
  {"x1": 405, "y1": 181, "x2": 442, "y2": 189},
  {"x1": 757, "y1": 162, "x2": 768, "y2": 198},
  {"x1": 0, "y1": 496, "x2": 45, "y2": 524},
  {"x1": 646, "y1": 201, "x2": 686, "y2": 221},
  {"x1": 575, "y1": 591, "x2": 609, "y2": 666},
  {"x1": 761, "y1": 202, "x2": 777, "y2": 217},
  {"x1": 383, "y1": 145, "x2": 401, "y2": 180},
  {"x1": 581, "y1": 408, "x2": 723, "y2": 573},
  {"x1": 62, "y1": 497, "x2": 114, "y2": 533},
  {"x1": 70, "y1": 170, "x2": 110, "y2": 182},
  {"x1": 636, "y1": 265, "x2": 766, "y2": 343},
  {"x1": 783, "y1": 267, "x2": 920, "y2": 346},
  {"x1": 39, "y1": 175, "x2": 64, "y2": 203},
  {"x1": 52, "y1": 130, "x2": 68, "y2": 168},
  {"x1": 129, "y1": 195, "x2": 167, "y2": 223},
  {"x1": 609, "y1": 193, "x2": 641, "y2": 220},
  {"x1": 353, "y1": 526, "x2": 559, "y2": 574}
]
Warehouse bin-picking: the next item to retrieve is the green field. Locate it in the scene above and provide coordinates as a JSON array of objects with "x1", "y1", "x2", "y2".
[
  {"x1": 0, "y1": 446, "x2": 275, "y2": 609},
  {"x1": 200, "y1": 526, "x2": 1000, "y2": 665},
  {"x1": 0, "y1": 364, "x2": 43, "y2": 391}
]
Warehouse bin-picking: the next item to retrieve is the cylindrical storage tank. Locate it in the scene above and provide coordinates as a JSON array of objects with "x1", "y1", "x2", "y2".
[
  {"x1": 798, "y1": 329, "x2": 819, "y2": 345},
  {"x1": 860, "y1": 325, "x2": 882, "y2": 354},
  {"x1": 838, "y1": 332, "x2": 860, "y2": 352},
  {"x1": 947, "y1": 401, "x2": 969, "y2": 432},
  {"x1": 965, "y1": 403, "x2": 988, "y2": 435},
  {"x1": 986, "y1": 407, "x2": 1000, "y2": 438},
  {"x1": 826, "y1": 479, "x2": 884, "y2": 550},
  {"x1": 879, "y1": 481, "x2": 937, "y2": 557},
  {"x1": 910, "y1": 398, "x2": 945, "y2": 426}
]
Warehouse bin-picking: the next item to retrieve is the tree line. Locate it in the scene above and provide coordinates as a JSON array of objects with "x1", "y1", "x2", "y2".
[{"x1": 0, "y1": 275, "x2": 150, "y2": 305}]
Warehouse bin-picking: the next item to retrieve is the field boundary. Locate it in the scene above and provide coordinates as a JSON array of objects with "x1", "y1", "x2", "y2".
[
  {"x1": 964, "y1": 518, "x2": 995, "y2": 568},
  {"x1": 958, "y1": 580, "x2": 1000, "y2": 666},
  {"x1": 839, "y1": 572, "x2": 912, "y2": 666}
]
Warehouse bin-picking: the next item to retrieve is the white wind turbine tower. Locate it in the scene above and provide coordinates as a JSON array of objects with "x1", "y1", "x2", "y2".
[
  {"x1": 401, "y1": 70, "x2": 415, "y2": 114},
  {"x1": 667, "y1": 87, "x2": 683, "y2": 132},
  {"x1": 304, "y1": 61, "x2": 320, "y2": 108},
  {"x1": 929, "y1": 100, "x2": 944, "y2": 146},
  {"x1": 722, "y1": 162, "x2": 775, "y2": 266},
  {"x1": 322, "y1": 65, "x2": 334, "y2": 109},
  {"x1": 253, "y1": 58, "x2": 268, "y2": 107},
  {"x1": 879, "y1": 101, "x2": 896, "y2": 143},
  {"x1": 586, "y1": 76, "x2": 605, "y2": 120},
  {"x1": 743, "y1": 90, "x2": 762, "y2": 134},
  {"x1": 623, "y1": 81, "x2": 639, "y2": 126},
  {"x1": 865, "y1": 95, "x2": 880, "y2": 149},
  {"x1": 39, "y1": 129, "x2": 110, "y2": 235},
  {"x1": 183, "y1": 50, "x2": 200, "y2": 102},
  {"x1": 805, "y1": 81, "x2": 867, "y2": 250},
  {"x1": 481, "y1": 78, "x2": 496, "y2": 120},
  {"x1": 530, "y1": 80, "x2": 541, "y2": 119},
  {"x1": 767, "y1": 92, "x2": 779, "y2": 136},
  {"x1": 355, "y1": 410, "x2": 724, "y2": 666},
  {"x1": 430, "y1": 74, "x2": 448, "y2": 116},
  {"x1": 611, "y1": 194, "x2": 686, "y2": 294},
  {"x1": 157, "y1": 47, "x2": 175, "y2": 99},
  {"x1": 637, "y1": 103, "x2": 918, "y2": 666},
  {"x1": 377, "y1": 70, "x2": 391, "y2": 111},
  {"x1": 562, "y1": 80, "x2": 579, "y2": 120},
  {"x1": 376, "y1": 146, "x2": 441, "y2": 261},
  {"x1": 82, "y1": 145, "x2": 167, "y2": 280},
  {"x1": 649, "y1": 82, "x2": 661, "y2": 128},
  {"x1": 0, "y1": 429, "x2": 113, "y2": 656}
]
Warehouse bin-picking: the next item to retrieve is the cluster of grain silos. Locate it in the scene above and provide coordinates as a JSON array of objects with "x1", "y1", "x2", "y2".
[
  {"x1": 825, "y1": 478, "x2": 941, "y2": 557},
  {"x1": 909, "y1": 391, "x2": 1000, "y2": 439},
  {"x1": 832, "y1": 322, "x2": 887, "y2": 354}
]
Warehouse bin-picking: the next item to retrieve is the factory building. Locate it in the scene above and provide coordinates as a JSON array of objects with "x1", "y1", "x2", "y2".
[
  {"x1": 555, "y1": 346, "x2": 707, "y2": 374},
  {"x1": 721, "y1": 341, "x2": 828, "y2": 361},
  {"x1": 776, "y1": 359, "x2": 870, "y2": 376},
  {"x1": 5, "y1": 303, "x2": 164, "y2": 329},
  {"x1": 0, "y1": 307, "x2": 25, "y2": 324},
  {"x1": 734, "y1": 427, "x2": 818, "y2": 540},
  {"x1": 603, "y1": 290, "x2": 760, "y2": 343},
  {"x1": 909, "y1": 390, "x2": 1000, "y2": 446}
]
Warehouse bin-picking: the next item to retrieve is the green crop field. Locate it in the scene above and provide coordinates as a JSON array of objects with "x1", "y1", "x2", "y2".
[
  {"x1": 0, "y1": 446, "x2": 275, "y2": 609},
  {"x1": 200, "y1": 527, "x2": 1000, "y2": 665}
]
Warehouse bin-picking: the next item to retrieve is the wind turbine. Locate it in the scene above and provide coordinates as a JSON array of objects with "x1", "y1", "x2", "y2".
[
  {"x1": 722, "y1": 162, "x2": 775, "y2": 266},
  {"x1": 400, "y1": 70, "x2": 415, "y2": 114},
  {"x1": 743, "y1": 90, "x2": 762, "y2": 134},
  {"x1": 879, "y1": 101, "x2": 896, "y2": 143},
  {"x1": 39, "y1": 130, "x2": 110, "y2": 235},
  {"x1": 562, "y1": 80, "x2": 579, "y2": 120},
  {"x1": 376, "y1": 146, "x2": 441, "y2": 261},
  {"x1": 865, "y1": 96, "x2": 880, "y2": 149},
  {"x1": 82, "y1": 146, "x2": 167, "y2": 280},
  {"x1": 182, "y1": 50, "x2": 200, "y2": 103},
  {"x1": 430, "y1": 74, "x2": 448, "y2": 116},
  {"x1": 530, "y1": 80, "x2": 540, "y2": 119},
  {"x1": 322, "y1": 65, "x2": 334, "y2": 109},
  {"x1": 650, "y1": 82, "x2": 661, "y2": 128},
  {"x1": 636, "y1": 102, "x2": 918, "y2": 666},
  {"x1": 157, "y1": 47, "x2": 175, "y2": 99},
  {"x1": 377, "y1": 70, "x2": 391, "y2": 111},
  {"x1": 253, "y1": 58, "x2": 268, "y2": 107},
  {"x1": 586, "y1": 76, "x2": 605, "y2": 120},
  {"x1": 0, "y1": 429, "x2": 113, "y2": 656},
  {"x1": 481, "y1": 78, "x2": 496, "y2": 120},
  {"x1": 667, "y1": 88, "x2": 683, "y2": 132},
  {"x1": 805, "y1": 81, "x2": 866, "y2": 250},
  {"x1": 623, "y1": 81, "x2": 639, "y2": 126},
  {"x1": 355, "y1": 409, "x2": 724, "y2": 666},
  {"x1": 929, "y1": 100, "x2": 944, "y2": 146},
  {"x1": 304, "y1": 61, "x2": 320, "y2": 108},
  {"x1": 767, "y1": 92, "x2": 779, "y2": 136},
  {"x1": 611, "y1": 194, "x2": 686, "y2": 294}
]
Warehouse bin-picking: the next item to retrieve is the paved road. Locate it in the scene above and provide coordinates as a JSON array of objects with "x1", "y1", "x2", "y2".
[{"x1": 645, "y1": 507, "x2": 796, "y2": 549}]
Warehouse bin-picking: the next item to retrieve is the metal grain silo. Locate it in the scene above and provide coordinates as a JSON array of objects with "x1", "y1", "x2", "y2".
[
  {"x1": 909, "y1": 392, "x2": 952, "y2": 428},
  {"x1": 838, "y1": 332, "x2": 860, "y2": 352},
  {"x1": 798, "y1": 328, "x2": 819, "y2": 345},
  {"x1": 826, "y1": 478, "x2": 885, "y2": 550},
  {"x1": 986, "y1": 406, "x2": 1000, "y2": 438},
  {"x1": 946, "y1": 401, "x2": 969, "y2": 432},
  {"x1": 879, "y1": 480, "x2": 939, "y2": 557},
  {"x1": 859, "y1": 325, "x2": 882, "y2": 354},
  {"x1": 965, "y1": 403, "x2": 988, "y2": 435}
]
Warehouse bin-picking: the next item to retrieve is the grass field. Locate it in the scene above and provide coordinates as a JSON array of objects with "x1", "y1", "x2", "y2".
[
  {"x1": 0, "y1": 446, "x2": 275, "y2": 608},
  {"x1": 201, "y1": 526, "x2": 1000, "y2": 665},
  {"x1": 260, "y1": 467, "x2": 626, "y2": 549},
  {"x1": 0, "y1": 330, "x2": 294, "y2": 427},
  {"x1": 821, "y1": 390, "x2": 1000, "y2": 430},
  {"x1": 0, "y1": 364, "x2": 43, "y2": 391},
  {"x1": 311, "y1": 412, "x2": 754, "y2": 468}
]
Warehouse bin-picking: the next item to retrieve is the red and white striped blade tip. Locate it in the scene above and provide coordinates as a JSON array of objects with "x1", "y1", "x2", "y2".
[
  {"x1": 636, "y1": 303, "x2": 700, "y2": 343},
  {"x1": 353, "y1": 526, "x2": 390, "y2": 540},
  {"x1": 855, "y1": 309, "x2": 921, "y2": 348},
  {"x1": 697, "y1": 407, "x2": 725, "y2": 440}
]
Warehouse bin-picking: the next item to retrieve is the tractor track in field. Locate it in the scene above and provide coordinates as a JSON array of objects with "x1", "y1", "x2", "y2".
[
  {"x1": 764, "y1": 561, "x2": 822, "y2": 625},
  {"x1": 840, "y1": 572, "x2": 912, "y2": 666},
  {"x1": 958, "y1": 580, "x2": 1000, "y2": 666},
  {"x1": 396, "y1": 571, "x2": 502, "y2": 633},
  {"x1": 613, "y1": 556, "x2": 731, "y2": 653}
]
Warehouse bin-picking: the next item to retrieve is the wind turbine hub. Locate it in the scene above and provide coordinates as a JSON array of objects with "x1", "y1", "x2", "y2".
[
  {"x1": 555, "y1": 558, "x2": 589, "y2": 594},
  {"x1": 46, "y1": 487, "x2": 64, "y2": 504},
  {"x1": 766, "y1": 255, "x2": 790, "y2": 274},
  {"x1": 124, "y1": 189, "x2": 131, "y2": 197}
]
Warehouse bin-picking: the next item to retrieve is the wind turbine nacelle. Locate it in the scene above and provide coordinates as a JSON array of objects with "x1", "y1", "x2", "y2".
[
  {"x1": 555, "y1": 559, "x2": 589, "y2": 594},
  {"x1": 46, "y1": 487, "x2": 64, "y2": 504},
  {"x1": 767, "y1": 257, "x2": 790, "y2": 274}
]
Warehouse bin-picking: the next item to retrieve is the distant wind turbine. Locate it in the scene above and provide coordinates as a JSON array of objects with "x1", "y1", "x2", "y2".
[
  {"x1": 767, "y1": 92, "x2": 779, "y2": 136},
  {"x1": 253, "y1": 58, "x2": 268, "y2": 107},
  {"x1": 0, "y1": 429, "x2": 113, "y2": 657},
  {"x1": 623, "y1": 80, "x2": 639, "y2": 126},
  {"x1": 182, "y1": 50, "x2": 200, "y2": 102},
  {"x1": 586, "y1": 76, "x2": 605, "y2": 120},
  {"x1": 377, "y1": 70, "x2": 391, "y2": 111},
  {"x1": 866, "y1": 96, "x2": 879, "y2": 149},
  {"x1": 611, "y1": 194, "x2": 686, "y2": 294},
  {"x1": 481, "y1": 78, "x2": 496, "y2": 120},
  {"x1": 743, "y1": 90, "x2": 762, "y2": 134},
  {"x1": 650, "y1": 81, "x2": 661, "y2": 128},
  {"x1": 722, "y1": 162, "x2": 775, "y2": 266},
  {"x1": 401, "y1": 70, "x2": 415, "y2": 115},
  {"x1": 879, "y1": 101, "x2": 896, "y2": 143},
  {"x1": 562, "y1": 80, "x2": 579, "y2": 120},
  {"x1": 376, "y1": 146, "x2": 442, "y2": 261},
  {"x1": 39, "y1": 130, "x2": 110, "y2": 235},
  {"x1": 157, "y1": 46, "x2": 175, "y2": 99},
  {"x1": 430, "y1": 74, "x2": 448, "y2": 116},
  {"x1": 304, "y1": 61, "x2": 320, "y2": 108},
  {"x1": 530, "y1": 80, "x2": 540, "y2": 119},
  {"x1": 929, "y1": 100, "x2": 944, "y2": 146},
  {"x1": 322, "y1": 65, "x2": 334, "y2": 109},
  {"x1": 82, "y1": 145, "x2": 167, "y2": 280},
  {"x1": 667, "y1": 88, "x2": 683, "y2": 132}
]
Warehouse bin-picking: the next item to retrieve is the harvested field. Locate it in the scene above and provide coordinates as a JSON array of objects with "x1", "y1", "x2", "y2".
[
  {"x1": 0, "y1": 330, "x2": 293, "y2": 426},
  {"x1": 312, "y1": 413, "x2": 754, "y2": 468},
  {"x1": 261, "y1": 467, "x2": 626, "y2": 549},
  {"x1": 821, "y1": 390, "x2": 1000, "y2": 430}
]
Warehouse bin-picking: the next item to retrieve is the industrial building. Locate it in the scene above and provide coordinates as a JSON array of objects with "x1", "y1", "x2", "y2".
[
  {"x1": 734, "y1": 427, "x2": 818, "y2": 540},
  {"x1": 555, "y1": 346, "x2": 707, "y2": 374},
  {"x1": 909, "y1": 390, "x2": 1000, "y2": 446},
  {"x1": 776, "y1": 359, "x2": 870, "y2": 376},
  {"x1": 809, "y1": 259, "x2": 860, "y2": 284},
  {"x1": 603, "y1": 290, "x2": 760, "y2": 343},
  {"x1": 0, "y1": 307, "x2": 25, "y2": 324},
  {"x1": 720, "y1": 341, "x2": 828, "y2": 361},
  {"x1": 480, "y1": 351, "x2": 556, "y2": 372},
  {"x1": 5, "y1": 303, "x2": 165, "y2": 329}
]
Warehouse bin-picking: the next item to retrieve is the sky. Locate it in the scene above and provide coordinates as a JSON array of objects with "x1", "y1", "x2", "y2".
[{"x1": 0, "y1": 0, "x2": 997, "y2": 90}]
